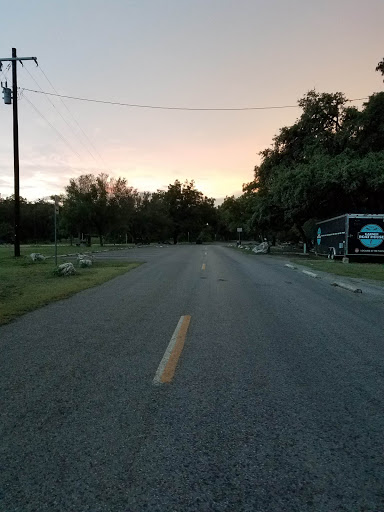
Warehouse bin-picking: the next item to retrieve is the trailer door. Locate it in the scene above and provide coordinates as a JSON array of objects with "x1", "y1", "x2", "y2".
[{"x1": 348, "y1": 217, "x2": 384, "y2": 255}]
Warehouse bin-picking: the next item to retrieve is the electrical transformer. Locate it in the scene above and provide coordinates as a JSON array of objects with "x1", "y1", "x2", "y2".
[{"x1": 2, "y1": 86, "x2": 11, "y2": 104}]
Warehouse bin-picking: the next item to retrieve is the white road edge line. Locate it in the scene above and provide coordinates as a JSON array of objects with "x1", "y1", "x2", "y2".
[
  {"x1": 302, "y1": 270, "x2": 319, "y2": 278},
  {"x1": 153, "y1": 316, "x2": 185, "y2": 386},
  {"x1": 285, "y1": 264, "x2": 297, "y2": 270},
  {"x1": 331, "y1": 282, "x2": 363, "y2": 293}
]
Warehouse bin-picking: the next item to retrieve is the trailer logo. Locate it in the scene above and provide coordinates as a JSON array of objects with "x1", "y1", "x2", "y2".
[
  {"x1": 317, "y1": 227, "x2": 321, "y2": 245},
  {"x1": 358, "y1": 224, "x2": 384, "y2": 248}
]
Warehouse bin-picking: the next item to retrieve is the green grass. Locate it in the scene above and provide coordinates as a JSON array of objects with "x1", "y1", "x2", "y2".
[
  {"x1": 230, "y1": 244, "x2": 384, "y2": 282},
  {"x1": 0, "y1": 247, "x2": 141, "y2": 325},
  {"x1": 290, "y1": 256, "x2": 384, "y2": 282},
  {"x1": 1, "y1": 243, "x2": 134, "y2": 259}
]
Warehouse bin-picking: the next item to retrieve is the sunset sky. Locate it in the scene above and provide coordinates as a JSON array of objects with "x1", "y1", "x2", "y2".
[{"x1": 0, "y1": 0, "x2": 382, "y2": 203}]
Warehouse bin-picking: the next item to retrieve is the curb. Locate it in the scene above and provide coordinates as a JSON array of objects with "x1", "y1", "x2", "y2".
[
  {"x1": 331, "y1": 282, "x2": 363, "y2": 294},
  {"x1": 284, "y1": 262, "x2": 367, "y2": 294},
  {"x1": 302, "y1": 270, "x2": 319, "y2": 278}
]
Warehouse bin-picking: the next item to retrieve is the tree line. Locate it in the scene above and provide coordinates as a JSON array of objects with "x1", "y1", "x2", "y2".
[{"x1": 0, "y1": 178, "x2": 219, "y2": 245}]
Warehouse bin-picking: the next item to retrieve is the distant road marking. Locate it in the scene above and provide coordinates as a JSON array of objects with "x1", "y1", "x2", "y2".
[
  {"x1": 331, "y1": 282, "x2": 362, "y2": 293},
  {"x1": 302, "y1": 269, "x2": 319, "y2": 278},
  {"x1": 202, "y1": 263, "x2": 206, "y2": 270},
  {"x1": 153, "y1": 315, "x2": 191, "y2": 385}
]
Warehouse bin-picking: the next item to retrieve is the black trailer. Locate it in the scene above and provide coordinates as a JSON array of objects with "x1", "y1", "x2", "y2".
[{"x1": 315, "y1": 214, "x2": 384, "y2": 259}]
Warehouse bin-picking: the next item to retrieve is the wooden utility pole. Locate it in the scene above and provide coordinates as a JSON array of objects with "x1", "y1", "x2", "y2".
[
  {"x1": 0, "y1": 49, "x2": 38, "y2": 257},
  {"x1": 12, "y1": 48, "x2": 20, "y2": 256},
  {"x1": 54, "y1": 196, "x2": 59, "y2": 266}
]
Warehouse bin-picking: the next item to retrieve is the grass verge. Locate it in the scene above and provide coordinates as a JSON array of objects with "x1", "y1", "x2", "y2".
[
  {"x1": 0, "y1": 243, "x2": 135, "y2": 259},
  {"x1": 290, "y1": 257, "x2": 384, "y2": 282},
  {"x1": 229, "y1": 245, "x2": 384, "y2": 282},
  {"x1": 0, "y1": 251, "x2": 141, "y2": 325}
]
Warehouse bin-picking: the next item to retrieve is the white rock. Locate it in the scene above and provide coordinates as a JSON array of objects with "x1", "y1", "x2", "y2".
[
  {"x1": 57, "y1": 262, "x2": 76, "y2": 276},
  {"x1": 30, "y1": 253, "x2": 45, "y2": 262},
  {"x1": 77, "y1": 253, "x2": 93, "y2": 261},
  {"x1": 252, "y1": 242, "x2": 269, "y2": 254},
  {"x1": 78, "y1": 259, "x2": 92, "y2": 268}
]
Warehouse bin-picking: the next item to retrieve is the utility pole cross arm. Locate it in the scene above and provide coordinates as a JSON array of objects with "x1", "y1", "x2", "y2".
[
  {"x1": 0, "y1": 57, "x2": 38, "y2": 61},
  {"x1": 0, "y1": 57, "x2": 38, "y2": 71}
]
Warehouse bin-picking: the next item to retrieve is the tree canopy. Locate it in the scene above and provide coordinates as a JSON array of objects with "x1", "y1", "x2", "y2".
[
  {"x1": 218, "y1": 88, "x2": 384, "y2": 244},
  {"x1": 376, "y1": 58, "x2": 384, "y2": 81}
]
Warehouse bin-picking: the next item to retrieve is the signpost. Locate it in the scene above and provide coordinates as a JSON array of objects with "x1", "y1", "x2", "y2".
[{"x1": 237, "y1": 227, "x2": 243, "y2": 245}]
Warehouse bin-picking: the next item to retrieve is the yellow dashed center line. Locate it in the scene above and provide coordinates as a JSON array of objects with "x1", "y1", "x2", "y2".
[
  {"x1": 202, "y1": 263, "x2": 206, "y2": 270},
  {"x1": 153, "y1": 315, "x2": 191, "y2": 385}
]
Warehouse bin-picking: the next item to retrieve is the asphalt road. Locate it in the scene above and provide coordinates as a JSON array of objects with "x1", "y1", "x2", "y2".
[{"x1": 1, "y1": 244, "x2": 384, "y2": 511}]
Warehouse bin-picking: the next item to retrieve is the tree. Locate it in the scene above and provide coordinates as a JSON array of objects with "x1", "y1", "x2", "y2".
[
  {"x1": 376, "y1": 58, "x2": 384, "y2": 81},
  {"x1": 62, "y1": 173, "x2": 116, "y2": 245},
  {"x1": 130, "y1": 191, "x2": 166, "y2": 243},
  {"x1": 246, "y1": 89, "x2": 384, "y2": 244},
  {"x1": 0, "y1": 197, "x2": 15, "y2": 243},
  {"x1": 217, "y1": 194, "x2": 252, "y2": 240},
  {"x1": 145, "y1": 192, "x2": 173, "y2": 242},
  {"x1": 269, "y1": 90, "x2": 347, "y2": 164},
  {"x1": 0, "y1": 196, "x2": 58, "y2": 244},
  {"x1": 355, "y1": 93, "x2": 384, "y2": 154},
  {"x1": 163, "y1": 180, "x2": 216, "y2": 244},
  {"x1": 107, "y1": 177, "x2": 138, "y2": 243},
  {"x1": 24, "y1": 199, "x2": 55, "y2": 243}
]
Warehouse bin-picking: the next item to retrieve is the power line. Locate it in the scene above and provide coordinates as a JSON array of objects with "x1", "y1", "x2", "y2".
[
  {"x1": 20, "y1": 87, "x2": 370, "y2": 111},
  {"x1": 19, "y1": 88, "x2": 301, "y2": 111},
  {"x1": 37, "y1": 65, "x2": 109, "y2": 169},
  {"x1": 346, "y1": 97, "x2": 370, "y2": 102},
  {"x1": 22, "y1": 65, "x2": 99, "y2": 164},
  {"x1": 22, "y1": 92, "x2": 82, "y2": 159},
  {"x1": 0, "y1": 63, "x2": 11, "y2": 83},
  {"x1": 1, "y1": 64, "x2": 10, "y2": 82}
]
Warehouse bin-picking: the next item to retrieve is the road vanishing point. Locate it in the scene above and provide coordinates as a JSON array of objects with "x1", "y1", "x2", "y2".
[{"x1": 1, "y1": 244, "x2": 384, "y2": 511}]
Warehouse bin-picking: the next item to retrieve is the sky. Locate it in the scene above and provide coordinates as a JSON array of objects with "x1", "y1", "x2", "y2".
[{"x1": 0, "y1": 0, "x2": 382, "y2": 203}]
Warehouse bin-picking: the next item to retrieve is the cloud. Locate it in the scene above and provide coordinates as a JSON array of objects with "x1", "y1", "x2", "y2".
[
  {"x1": 0, "y1": 175, "x2": 13, "y2": 186},
  {"x1": 0, "y1": 151, "x2": 99, "y2": 200}
]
